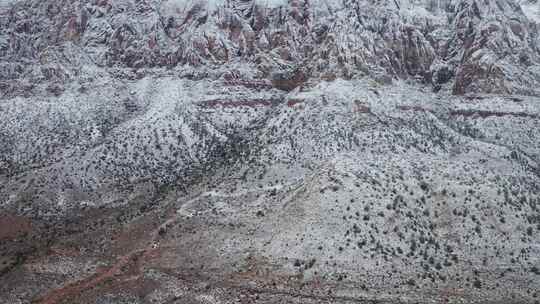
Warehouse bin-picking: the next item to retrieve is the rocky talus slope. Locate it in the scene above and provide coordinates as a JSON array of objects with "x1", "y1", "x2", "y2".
[{"x1": 1, "y1": 0, "x2": 539, "y2": 303}]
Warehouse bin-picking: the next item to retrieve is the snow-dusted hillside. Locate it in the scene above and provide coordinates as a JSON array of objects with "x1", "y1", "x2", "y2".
[{"x1": 0, "y1": 1, "x2": 539, "y2": 304}]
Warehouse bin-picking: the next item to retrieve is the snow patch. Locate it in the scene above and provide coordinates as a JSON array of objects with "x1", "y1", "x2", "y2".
[
  {"x1": 163, "y1": 0, "x2": 288, "y2": 11},
  {"x1": 520, "y1": 0, "x2": 540, "y2": 23}
]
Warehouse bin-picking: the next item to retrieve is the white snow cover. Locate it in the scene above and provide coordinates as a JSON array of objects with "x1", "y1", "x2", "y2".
[
  {"x1": 0, "y1": 0, "x2": 20, "y2": 8},
  {"x1": 164, "y1": 0, "x2": 289, "y2": 10},
  {"x1": 520, "y1": 0, "x2": 540, "y2": 23}
]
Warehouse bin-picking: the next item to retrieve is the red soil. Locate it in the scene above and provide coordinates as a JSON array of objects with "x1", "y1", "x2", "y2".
[
  {"x1": 200, "y1": 98, "x2": 276, "y2": 108},
  {"x1": 0, "y1": 215, "x2": 32, "y2": 240},
  {"x1": 287, "y1": 99, "x2": 304, "y2": 107},
  {"x1": 397, "y1": 105, "x2": 430, "y2": 112},
  {"x1": 450, "y1": 109, "x2": 538, "y2": 119}
]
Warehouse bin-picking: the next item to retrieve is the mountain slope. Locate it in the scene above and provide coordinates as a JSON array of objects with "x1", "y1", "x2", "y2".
[{"x1": 0, "y1": 1, "x2": 539, "y2": 303}]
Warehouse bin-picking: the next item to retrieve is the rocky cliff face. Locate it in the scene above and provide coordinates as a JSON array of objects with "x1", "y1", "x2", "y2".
[
  {"x1": 1, "y1": 1, "x2": 540, "y2": 304},
  {"x1": 3, "y1": 0, "x2": 540, "y2": 97}
]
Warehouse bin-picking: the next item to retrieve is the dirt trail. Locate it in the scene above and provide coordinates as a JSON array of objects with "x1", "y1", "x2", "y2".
[
  {"x1": 34, "y1": 249, "x2": 145, "y2": 304},
  {"x1": 32, "y1": 206, "x2": 181, "y2": 304}
]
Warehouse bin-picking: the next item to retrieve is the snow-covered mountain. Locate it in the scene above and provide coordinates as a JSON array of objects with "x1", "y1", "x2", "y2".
[
  {"x1": 2, "y1": 0, "x2": 540, "y2": 96},
  {"x1": 0, "y1": 1, "x2": 539, "y2": 303}
]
